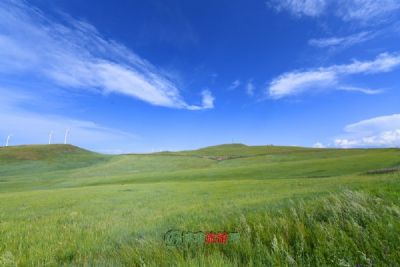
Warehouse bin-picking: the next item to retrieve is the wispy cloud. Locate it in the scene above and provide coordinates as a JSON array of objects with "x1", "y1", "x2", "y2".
[
  {"x1": 309, "y1": 31, "x2": 373, "y2": 48},
  {"x1": 313, "y1": 142, "x2": 326, "y2": 148},
  {"x1": 268, "y1": 0, "x2": 327, "y2": 17},
  {"x1": 200, "y1": 90, "x2": 215, "y2": 109},
  {"x1": 0, "y1": 88, "x2": 137, "y2": 152},
  {"x1": 0, "y1": 0, "x2": 213, "y2": 110},
  {"x1": 228, "y1": 80, "x2": 241, "y2": 90},
  {"x1": 186, "y1": 89, "x2": 215, "y2": 110},
  {"x1": 334, "y1": 114, "x2": 400, "y2": 148},
  {"x1": 336, "y1": 0, "x2": 400, "y2": 22},
  {"x1": 337, "y1": 86, "x2": 383, "y2": 95},
  {"x1": 344, "y1": 114, "x2": 400, "y2": 134},
  {"x1": 268, "y1": 0, "x2": 400, "y2": 22},
  {"x1": 267, "y1": 52, "x2": 400, "y2": 98},
  {"x1": 268, "y1": 70, "x2": 336, "y2": 99},
  {"x1": 246, "y1": 80, "x2": 255, "y2": 96}
]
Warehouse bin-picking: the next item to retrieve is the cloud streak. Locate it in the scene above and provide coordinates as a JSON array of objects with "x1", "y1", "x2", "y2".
[
  {"x1": 0, "y1": 0, "x2": 213, "y2": 110},
  {"x1": 246, "y1": 80, "x2": 255, "y2": 96},
  {"x1": 344, "y1": 114, "x2": 400, "y2": 134},
  {"x1": 267, "y1": 52, "x2": 400, "y2": 98},
  {"x1": 269, "y1": 0, "x2": 327, "y2": 17},
  {"x1": 309, "y1": 31, "x2": 373, "y2": 48},
  {"x1": 228, "y1": 80, "x2": 241, "y2": 90},
  {"x1": 269, "y1": 0, "x2": 400, "y2": 22},
  {"x1": 337, "y1": 86, "x2": 383, "y2": 95}
]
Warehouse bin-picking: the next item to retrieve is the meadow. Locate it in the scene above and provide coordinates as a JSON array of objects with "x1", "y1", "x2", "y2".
[{"x1": 0, "y1": 144, "x2": 399, "y2": 266}]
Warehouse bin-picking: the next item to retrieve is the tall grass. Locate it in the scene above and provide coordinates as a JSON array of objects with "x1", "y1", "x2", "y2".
[
  {"x1": 1, "y1": 145, "x2": 400, "y2": 266},
  {"x1": 117, "y1": 190, "x2": 400, "y2": 267},
  {"x1": 1, "y1": 188, "x2": 398, "y2": 266}
]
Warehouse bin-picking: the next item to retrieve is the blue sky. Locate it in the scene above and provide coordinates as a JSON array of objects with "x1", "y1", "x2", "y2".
[{"x1": 1, "y1": 0, "x2": 400, "y2": 153}]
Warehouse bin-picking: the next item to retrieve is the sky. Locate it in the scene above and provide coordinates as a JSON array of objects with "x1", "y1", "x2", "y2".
[{"x1": 0, "y1": 0, "x2": 400, "y2": 153}]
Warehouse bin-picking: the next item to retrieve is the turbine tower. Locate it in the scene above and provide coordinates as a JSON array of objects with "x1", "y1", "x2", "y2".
[
  {"x1": 48, "y1": 131, "x2": 53, "y2": 145},
  {"x1": 5, "y1": 134, "x2": 12, "y2": 147},
  {"x1": 64, "y1": 128, "x2": 70, "y2": 144}
]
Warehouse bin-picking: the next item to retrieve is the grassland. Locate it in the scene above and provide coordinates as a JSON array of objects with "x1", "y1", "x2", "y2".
[{"x1": 0, "y1": 144, "x2": 399, "y2": 266}]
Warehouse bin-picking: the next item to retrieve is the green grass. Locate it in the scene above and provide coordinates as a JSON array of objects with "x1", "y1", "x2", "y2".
[{"x1": 0, "y1": 144, "x2": 399, "y2": 266}]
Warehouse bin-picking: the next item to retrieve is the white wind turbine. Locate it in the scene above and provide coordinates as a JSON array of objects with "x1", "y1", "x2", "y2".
[
  {"x1": 64, "y1": 128, "x2": 70, "y2": 144},
  {"x1": 5, "y1": 134, "x2": 12, "y2": 147}
]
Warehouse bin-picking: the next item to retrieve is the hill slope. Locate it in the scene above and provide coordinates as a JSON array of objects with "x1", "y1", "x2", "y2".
[
  {"x1": 0, "y1": 144, "x2": 98, "y2": 161},
  {"x1": 0, "y1": 144, "x2": 109, "y2": 177},
  {"x1": 0, "y1": 144, "x2": 399, "y2": 266},
  {"x1": 179, "y1": 143, "x2": 309, "y2": 157},
  {"x1": 1, "y1": 144, "x2": 399, "y2": 190}
]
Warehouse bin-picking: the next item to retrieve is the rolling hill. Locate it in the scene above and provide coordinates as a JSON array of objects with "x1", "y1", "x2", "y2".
[{"x1": 0, "y1": 144, "x2": 399, "y2": 266}]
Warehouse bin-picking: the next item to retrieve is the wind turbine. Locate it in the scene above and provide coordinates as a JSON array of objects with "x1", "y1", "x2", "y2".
[
  {"x1": 64, "y1": 128, "x2": 70, "y2": 144},
  {"x1": 5, "y1": 134, "x2": 12, "y2": 147},
  {"x1": 48, "y1": 131, "x2": 53, "y2": 145}
]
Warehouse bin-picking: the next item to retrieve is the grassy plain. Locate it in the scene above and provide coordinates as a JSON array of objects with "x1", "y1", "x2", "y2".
[{"x1": 0, "y1": 144, "x2": 399, "y2": 266}]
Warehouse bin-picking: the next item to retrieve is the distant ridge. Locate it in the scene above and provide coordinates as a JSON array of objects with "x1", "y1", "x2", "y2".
[
  {"x1": 171, "y1": 143, "x2": 310, "y2": 158},
  {"x1": 0, "y1": 144, "x2": 99, "y2": 161},
  {"x1": 2, "y1": 143, "x2": 398, "y2": 160},
  {"x1": 0, "y1": 144, "x2": 110, "y2": 177}
]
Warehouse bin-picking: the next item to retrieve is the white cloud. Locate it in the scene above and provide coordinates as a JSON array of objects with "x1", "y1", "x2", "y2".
[
  {"x1": 186, "y1": 89, "x2": 215, "y2": 110},
  {"x1": 268, "y1": 52, "x2": 400, "y2": 98},
  {"x1": 309, "y1": 31, "x2": 373, "y2": 48},
  {"x1": 269, "y1": 0, "x2": 327, "y2": 17},
  {"x1": 344, "y1": 114, "x2": 400, "y2": 134},
  {"x1": 335, "y1": 130, "x2": 400, "y2": 148},
  {"x1": 336, "y1": 0, "x2": 400, "y2": 22},
  {"x1": 246, "y1": 80, "x2": 255, "y2": 96},
  {"x1": 269, "y1": 70, "x2": 337, "y2": 98},
  {"x1": 228, "y1": 80, "x2": 241, "y2": 90},
  {"x1": 334, "y1": 114, "x2": 400, "y2": 148},
  {"x1": 313, "y1": 142, "x2": 326, "y2": 148},
  {"x1": 338, "y1": 86, "x2": 383, "y2": 95},
  {"x1": 269, "y1": 0, "x2": 400, "y2": 22},
  {"x1": 200, "y1": 90, "x2": 215, "y2": 109},
  {"x1": 338, "y1": 53, "x2": 400, "y2": 74},
  {"x1": 333, "y1": 138, "x2": 359, "y2": 148},
  {"x1": 0, "y1": 0, "x2": 212, "y2": 110}
]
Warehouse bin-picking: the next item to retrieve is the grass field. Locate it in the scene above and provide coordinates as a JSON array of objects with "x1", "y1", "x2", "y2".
[{"x1": 0, "y1": 144, "x2": 399, "y2": 266}]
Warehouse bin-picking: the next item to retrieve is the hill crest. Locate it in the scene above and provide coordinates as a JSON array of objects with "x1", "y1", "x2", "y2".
[{"x1": 0, "y1": 144, "x2": 95, "y2": 161}]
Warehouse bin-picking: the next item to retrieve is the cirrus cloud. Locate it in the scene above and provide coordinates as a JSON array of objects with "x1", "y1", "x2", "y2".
[
  {"x1": 267, "y1": 52, "x2": 400, "y2": 99},
  {"x1": 309, "y1": 31, "x2": 374, "y2": 49},
  {"x1": 268, "y1": 0, "x2": 400, "y2": 22},
  {"x1": 0, "y1": 0, "x2": 213, "y2": 110}
]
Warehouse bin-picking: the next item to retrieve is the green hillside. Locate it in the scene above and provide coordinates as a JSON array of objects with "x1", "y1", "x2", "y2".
[
  {"x1": 0, "y1": 145, "x2": 109, "y2": 177},
  {"x1": 0, "y1": 144, "x2": 399, "y2": 266},
  {"x1": 0, "y1": 144, "x2": 95, "y2": 161},
  {"x1": 176, "y1": 143, "x2": 309, "y2": 158}
]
